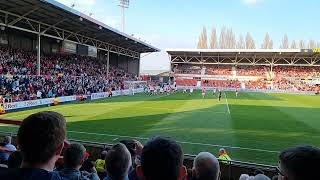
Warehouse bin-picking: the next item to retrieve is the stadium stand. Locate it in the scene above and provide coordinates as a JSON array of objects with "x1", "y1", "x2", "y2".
[
  {"x1": 169, "y1": 49, "x2": 320, "y2": 93},
  {"x1": 0, "y1": 47, "x2": 138, "y2": 102}
]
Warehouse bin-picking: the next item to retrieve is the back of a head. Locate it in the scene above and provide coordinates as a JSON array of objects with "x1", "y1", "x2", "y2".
[
  {"x1": 279, "y1": 145, "x2": 320, "y2": 180},
  {"x1": 140, "y1": 136, "x2": 183, "y2": 180},
  {"x1": 193, "y1": 152, "x2": 220, "y2": 180},
  {"x1": 251, "y1": 174, "x2": 270, "y2": 180},
  {"x1": 239, "y1": 174, "x2": 250, "y2": 180},
  {"x1": 105, "y1": 143, "x2": 132, "y2": 180},
  {"x1": 63, "y1": 143, "x2": 86, "y2": 169},
  {"x1": 17, "y1": 111, "x2": 66, "y2": 165},
  {"x1": 219, "y1": 148, "x2": 226, "y2": 155}
]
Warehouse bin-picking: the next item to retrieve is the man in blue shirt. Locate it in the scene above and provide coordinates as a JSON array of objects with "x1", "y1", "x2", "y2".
[
  {"x1": 0, "y1": 111, "x2": 68, "y2": 180},
  {"x1": 0, "y1": 136, "x2": 17, "y2": 164}
]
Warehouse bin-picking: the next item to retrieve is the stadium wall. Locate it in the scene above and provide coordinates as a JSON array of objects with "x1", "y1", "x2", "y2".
[{"x1": 3, "y1": 88, "x2": 144, "y2": 112}]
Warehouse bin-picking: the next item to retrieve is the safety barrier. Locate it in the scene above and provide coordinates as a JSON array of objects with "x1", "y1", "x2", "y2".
[{"x1": 2, "y1": 88, "x2": 144, "y2": 112}]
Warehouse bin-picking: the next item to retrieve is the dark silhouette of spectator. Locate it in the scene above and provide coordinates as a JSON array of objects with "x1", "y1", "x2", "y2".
[
  {"x1": 0, "y1": 111, "x2": 67, "y2": 180},
  {"x1": 136, "y1": 136, "x2": 187, "y2": 180},
  {"x1": 278, "y1": 145, "x2": 320, "y2": 180},
  {"x1": 7, "y1": 151, "x2": 22, "y2": 168},
  {"x1": 59, "y1": 143, "x2": 99, "y2": 180}
]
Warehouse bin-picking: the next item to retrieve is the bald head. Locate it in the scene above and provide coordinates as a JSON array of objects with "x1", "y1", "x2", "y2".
[{"x1": 193, "y1": 152, "x2": 220, "y2": 180}]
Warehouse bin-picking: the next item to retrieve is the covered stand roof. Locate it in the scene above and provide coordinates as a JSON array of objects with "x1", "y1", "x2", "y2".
[
  {"x1": 0, "y1": 0, "x2": 159, "y2": 58},
  {"x1": 167, "y1": 49, "x2": 320, "y2": 66}
]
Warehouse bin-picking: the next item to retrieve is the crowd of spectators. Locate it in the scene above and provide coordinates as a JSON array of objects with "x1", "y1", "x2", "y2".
[
  {"x1": 206, "y1": 65, "x2": 232, "y2": 76},
  {"x1": 273, "y1": 66, "x2": 320, "y2": 78},
  {"x1": 0, "y1": 111, "x2": 319, "y2": 180},
  {"x1": 0, "y1": 46, "x2": 137, "y2": 102},
  {"x1": 244, "y1": 80, "x2": 267, "y2": 90},
  {"x1": 202, "y1": 80, "x2": 241, "y2": 88},
  {"x1": 236, "y1": 65, "x2": 268, "y2": 77}
]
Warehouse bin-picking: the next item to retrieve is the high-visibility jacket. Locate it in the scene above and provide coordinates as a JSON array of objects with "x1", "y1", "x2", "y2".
[
  {"x1": 0, "y1": 104, "x2": 5, "y2": 114},
  {"x1": 53, "y1": 98, "x2": 59, "y2": 105},
  {"x1": 95, "y1": 159, "x2": 106, "y2": 173},
  {"x1": 219, "y1": 153, "x2": 231, "y2": 161}
]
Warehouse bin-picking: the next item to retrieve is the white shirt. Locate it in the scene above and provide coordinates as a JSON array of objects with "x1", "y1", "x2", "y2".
[{"x1": 37, "y1": 91, "x2": 42, "y2": 98}]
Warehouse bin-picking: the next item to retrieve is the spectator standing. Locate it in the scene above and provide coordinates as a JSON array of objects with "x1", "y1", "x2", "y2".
[
  {"x1": 59, "y1": 143, "x2": 100, "y2": 180},
  {"x1": 96, "y1": 150, "x2": 108, "y2": 179},
  {"x1": 7, "y1": 151, "x2": 22, "y2": 168},
  {"x1": 218, "y1": 148, "x2": 231, "y2": 162},
  {"x1": 0, "y1": 111, "x2": 67, "y2": 180},
  {"x1": 277, "y1": 145, "x2": 320, "y2": 180},
  {"x1": 104, "y1": 143, "x2": 132, "y2": 180},
  {"x1": 0, "y1": 136, "x2": 17, "y2": 164},
  {"x1": 191, "y1": 152, "x2": 220, "y2": 180},
  {"x1": 136, "y1": 136, "x2": 187, "y2": 180}
]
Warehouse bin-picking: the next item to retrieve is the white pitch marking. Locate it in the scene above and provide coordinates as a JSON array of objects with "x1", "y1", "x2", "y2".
[
  {"x1": 68, "y1": 130, "x2": 279, "y2": 153},
  {"x1": 224, "y1": 92, "x2": 231, "y2": 114}
]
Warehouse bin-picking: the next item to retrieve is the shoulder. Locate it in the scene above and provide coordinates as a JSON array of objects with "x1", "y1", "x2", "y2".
[
  {"x1": 6, "y1": 144, "x2": 17, "y2": 150},
  {"x1": 0, "y1": 168, "x2": 67, "y2": 180},
  {"x1": 81, "y1": 171, "x2": 100, "y2": 180}
]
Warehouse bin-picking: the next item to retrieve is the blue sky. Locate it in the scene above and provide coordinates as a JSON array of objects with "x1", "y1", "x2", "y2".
[{"x1": 56, "y1": 0, "x2": 320, "y2": 71}]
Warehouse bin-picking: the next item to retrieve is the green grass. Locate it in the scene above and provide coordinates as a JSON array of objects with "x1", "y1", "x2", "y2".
[{"x1": 1, "y1": 91, "x2": 320, "y2": 165}]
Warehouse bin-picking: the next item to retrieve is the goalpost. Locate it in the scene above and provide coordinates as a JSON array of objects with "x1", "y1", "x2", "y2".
[{"x1": 124, "y1": 81, "x2": 148, "y2": 95}]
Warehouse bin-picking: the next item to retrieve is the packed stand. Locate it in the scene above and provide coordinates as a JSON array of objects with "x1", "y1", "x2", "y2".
[
  {"x1": 203, "y1": 80, "x2": 241, "y2": 89},
  {"x1": 236, "y1": 65, "x2": 268, "y2": 77},
  {"x1": 0, "y1": 46, "x2": 137, "y2": 102},
  {"x1": 273, "y1": 66, "x2": 320, "y2": 78},
  {"x1": 244, "y1": 80, "x2": 267, "y2": 90},
  {"x1": 206, "y1": 65, "x2": 232, "y2": 76}
]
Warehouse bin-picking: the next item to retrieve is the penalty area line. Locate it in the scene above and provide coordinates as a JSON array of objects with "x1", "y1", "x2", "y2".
[
  {"x1": 67, "y1": 130, "x2": 279, "y2": 153},
  {"x1": 224, "y1": 92, "x2": 231, "y2": 115}
]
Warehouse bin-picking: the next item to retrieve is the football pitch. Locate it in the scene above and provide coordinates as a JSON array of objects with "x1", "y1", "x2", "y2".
[{"x1": 1, "y1": 91, "x2": 320, "y2": 165}]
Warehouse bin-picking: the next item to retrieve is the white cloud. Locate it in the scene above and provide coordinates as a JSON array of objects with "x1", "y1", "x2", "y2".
[{"x1": 242, "y1": 0, "x2": 263, "y2": 5}]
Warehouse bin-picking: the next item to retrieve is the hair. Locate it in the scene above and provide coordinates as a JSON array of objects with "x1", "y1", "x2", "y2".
[
  {"x1": 17, "y1": 111, "x2": 66, "y2": 164},
  {"x1": 140, "y1": 136, "x2": 183, "y2": 180},
  {"x1": 193, "y1": 152, "x2": 220, "y2": 180},
  {"x1": 100, "y1": 150, "x2": 108, "y2": 160},
  {"x1": 251, "y1": 174, "x2": 270, "y2": 180},
  {"x1": 7, "y1": 151, "x2": 23, "y2": 168},
  {"x1": 239, "y1": 174, "x2": 250, "y2": 180},
  {"x1": 105, "y1": 143, "x2": 132, "y2": 180},
  {"x1": 279, "y1": 145, "x2": 320, "y2": 180},
  {"x1": 120, "y1": 139, "x2": 136, "y2": 157},
  {"x1": 63, "y1": 143, "x2": 86, "y2": 168}
]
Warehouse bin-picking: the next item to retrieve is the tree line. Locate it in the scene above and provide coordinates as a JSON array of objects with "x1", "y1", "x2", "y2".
[{"x1": 197, "y1": 26, "x2": 320, "y2": 49}]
